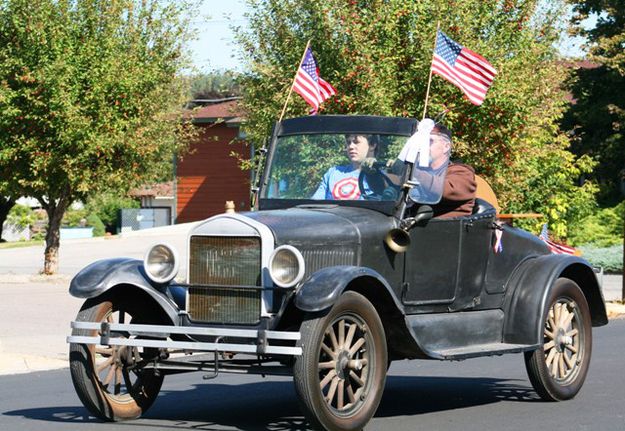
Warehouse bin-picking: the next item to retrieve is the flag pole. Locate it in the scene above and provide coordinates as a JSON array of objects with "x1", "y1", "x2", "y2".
[
  {"x1": 422, "y1": 22, "x2": 440, "y2": 120},
  {"x1": 278, "y1": 40, "x2": 311, "y2": 123}
]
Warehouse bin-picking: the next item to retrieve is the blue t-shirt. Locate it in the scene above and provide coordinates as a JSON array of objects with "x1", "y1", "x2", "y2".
[{"x1": 312, "y1": 165, "x2": 372, "y2": 200}]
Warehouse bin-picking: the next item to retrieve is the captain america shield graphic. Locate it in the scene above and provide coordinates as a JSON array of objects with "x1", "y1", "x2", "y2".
[{"x1": 332, "y1": 177, "x2": 361, "y2": 200}]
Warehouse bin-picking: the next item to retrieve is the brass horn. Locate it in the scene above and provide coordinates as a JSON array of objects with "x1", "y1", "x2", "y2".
[
  {"x1": 384, "y1": 228, "x2": 411, "y2": 253},
  {"x1": 384, "y1": 205, "x2": 433, "y2": 253}
]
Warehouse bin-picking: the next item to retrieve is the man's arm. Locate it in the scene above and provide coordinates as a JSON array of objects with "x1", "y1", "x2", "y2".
[{"x1": 442, "y1": 163, "x2": 476, "y2": 201}]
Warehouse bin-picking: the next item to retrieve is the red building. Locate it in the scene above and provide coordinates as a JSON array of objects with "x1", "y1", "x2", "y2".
[{"x1": 176, "y1": 100, "x2": 251, "y2": 223}]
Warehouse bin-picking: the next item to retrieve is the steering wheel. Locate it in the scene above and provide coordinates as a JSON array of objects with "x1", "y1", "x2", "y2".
[{"x1": 358, "y1": 167, "x2": 400, "y2": 201}]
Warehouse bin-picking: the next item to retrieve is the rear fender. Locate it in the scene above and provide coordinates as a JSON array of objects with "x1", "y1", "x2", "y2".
[
  {"x1": 503, "y1": 255, "x2": 608, "y2": 346},
  {"x1": 70, "y1": 258, "x2": 180, "y2": 324}
]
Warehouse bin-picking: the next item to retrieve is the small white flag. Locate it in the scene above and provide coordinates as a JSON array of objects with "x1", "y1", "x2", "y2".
[{"x1": 398, "y1": 118, "x2": 434, "y2": 166}]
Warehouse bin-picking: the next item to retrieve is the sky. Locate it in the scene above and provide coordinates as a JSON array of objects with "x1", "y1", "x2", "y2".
[
  {"x1": 189, "y1": 0, "x2": 248, "y2": 72},
  {"x1": 189, "y1": 1, "x2": 591, "y2": 73}
]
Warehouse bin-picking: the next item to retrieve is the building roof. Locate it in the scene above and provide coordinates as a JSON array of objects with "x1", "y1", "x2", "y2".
[
  {"x1": 129, "y1": 181, "x2": 174, "y2": 198},
  {"x1": 190, "y1": 100, "x2": 245, "y2": 125}
]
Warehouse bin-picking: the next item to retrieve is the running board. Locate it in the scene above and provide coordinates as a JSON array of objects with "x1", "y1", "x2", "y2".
[
  {"x1": 407, "y1": 309, "x2": 538, "y2": 360},
  {"x1": 434, "y1": 343, "x2": 536, "y2": 360}
]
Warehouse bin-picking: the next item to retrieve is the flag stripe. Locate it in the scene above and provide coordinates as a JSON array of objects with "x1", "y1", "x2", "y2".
[
  {"x1": 456, "y1": 56, "x2": 494, "y2": 87},
  {"x1": 539, "y1": 224, "x2": 578, "y2": 255},
  {"x1": 461, "y1": 48, "x2": 497, "y2": 76},
  {"x1": 291, "y1": 47, "x2": 336, "y2": 113},
  {"x1": 433, "y1": 58, "x2": 489, "y2": 99},
  {"x1": 432, "y1": 56, "x2": 487, "y2": 104},
  {"x1": 431, "y1": 30, "x2": 496, "y2": 106},
  {"x1": 432, "y1": 55, "x2": 487, "y2": 104}
]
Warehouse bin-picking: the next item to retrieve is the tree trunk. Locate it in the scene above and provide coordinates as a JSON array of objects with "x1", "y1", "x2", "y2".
[
  {"x1": 0, "y1": 197, "x2": 16, "y2": 242},
  {"x1": 41, "y1": 191, "x2": 71, "y2": 275}
]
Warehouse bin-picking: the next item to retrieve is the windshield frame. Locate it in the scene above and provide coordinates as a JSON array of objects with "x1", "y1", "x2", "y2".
[{"x1": 258, "y1": 115, "x2": 417, "y2": 215}]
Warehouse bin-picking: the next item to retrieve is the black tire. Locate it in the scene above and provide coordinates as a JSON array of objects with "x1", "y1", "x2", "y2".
[
  {"x1": 524, "y1": 278, "x2": 592, "y2": 401},
  {"x1": 294, "y1": 291, "x2": 387, "y2": 431},
  {"x1": 69, "y1": 297, "x2": 165, "y2": 421}
]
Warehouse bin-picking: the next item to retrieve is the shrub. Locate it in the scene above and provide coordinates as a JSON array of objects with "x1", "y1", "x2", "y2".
[
  {"x1": 6, "y1": 204, "x2": 36, "y2": 229},
  {"x1": 579, "y1": 244, "x2": 623, "y2": 274},
  {"x1": 62, "y1": 208, "x2": 88, "y2": 227},
  {"x1": 86, "y1": 214, "x2": 105, "y2": 237},
  {"x1": 568, "y1": 200, "x2": 624, "y2": 247},
  {"x1": 85, "y1": 192, "x2": 139, "y2": 233}
]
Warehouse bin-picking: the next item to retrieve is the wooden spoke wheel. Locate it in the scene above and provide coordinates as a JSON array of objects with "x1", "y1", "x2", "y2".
[
  {"x1": 69, "y1": 298, "x2": 165, "y2": 421},
  {"x1": 524, "y1": 278, "x2": 592, "y2": 401},
  {"x1": 294, "y1": 291, "x2": 387, "y2": 431}
]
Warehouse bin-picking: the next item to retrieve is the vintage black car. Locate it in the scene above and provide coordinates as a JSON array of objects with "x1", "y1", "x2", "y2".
[{"x1": 67, "y1": 115, "x2": 608, "y2": 431}]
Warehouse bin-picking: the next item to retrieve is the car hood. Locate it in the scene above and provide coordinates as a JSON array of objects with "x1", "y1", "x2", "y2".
[
  {"x1": 244, "y1": 205, "x2": 395, "y2": 249},
  {"x1": 190, "y1": 205, "x2": 397, "y2": 275}
]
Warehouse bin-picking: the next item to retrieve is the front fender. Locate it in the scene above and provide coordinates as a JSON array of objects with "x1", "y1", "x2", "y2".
[
  {"x1": 294, "y1": 265, "x2": 402, "y2": 313},
  {"x1": 503, "y1": 254, "x2": 608, "y2": 346},
  {"x1": 69, "y1": 257, "x2": 180, "y2": 324}
]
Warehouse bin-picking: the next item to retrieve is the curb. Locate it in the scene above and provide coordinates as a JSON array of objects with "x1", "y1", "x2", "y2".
[
  {"x1": 0, "y1": 353, "x2": 68, "y2": 376},
  {"x1": 0, "y1": 273, "x2": 72, "y2": 284},
  {"x1": 606, "y1": 302, "x2": 625, "y2": 320}
]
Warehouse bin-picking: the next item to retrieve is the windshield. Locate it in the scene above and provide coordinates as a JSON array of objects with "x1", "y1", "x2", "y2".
[{"x1": 264, "y1": 133, "x2": 409, "y2": 202}]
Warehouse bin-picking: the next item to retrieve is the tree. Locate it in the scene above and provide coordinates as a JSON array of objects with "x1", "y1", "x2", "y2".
[
  {"x1": 189, "y1": 70, "x2": 241, "y2": 100},
  {"x1": 234, "y1": 0, "x2": 597, "y2": 238},
  {"x1": 0, "y1": 194, "x2": 16, "y2": 242},
  {"x1": 564, "y1": 0, "x2": 625, "y2": 205},
  {"x1": 0, "y1": 0, "x2": 198, "y2": 274}
]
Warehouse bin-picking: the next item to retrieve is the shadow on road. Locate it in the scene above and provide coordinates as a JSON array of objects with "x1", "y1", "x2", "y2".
[{"x1": 3, "y1": 375, "x2": 539, "y2": 430}]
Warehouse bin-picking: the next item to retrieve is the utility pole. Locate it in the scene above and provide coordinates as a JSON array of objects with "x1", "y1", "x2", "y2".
[{"x1": 621, "y1": 168, "x2": 625, "y2": 302}]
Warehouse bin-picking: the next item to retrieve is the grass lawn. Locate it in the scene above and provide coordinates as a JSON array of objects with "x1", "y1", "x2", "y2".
[{"x1": 0, "y1": 240, "x2": 44, "y2": 249}]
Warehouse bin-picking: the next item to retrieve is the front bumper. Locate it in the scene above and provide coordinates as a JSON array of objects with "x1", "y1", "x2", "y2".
[{"x1": 67, "y1": 321, "x2": 302, "y2": 356}]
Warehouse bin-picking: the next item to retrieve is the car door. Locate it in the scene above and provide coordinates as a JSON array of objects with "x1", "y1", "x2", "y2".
[
  {"x1": 448, "y1": 216, "x2": 492, "y2": 311},
  {"x1": 402, "y1": 218, "x2": 462, "y2": 306}
]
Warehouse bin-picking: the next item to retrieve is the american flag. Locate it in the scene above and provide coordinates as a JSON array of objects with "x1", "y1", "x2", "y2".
[
  {"x1": 431, "y1": 30, "x2": 497, "y2": 106},
  {"x1": 539, "y1": 224, "x2": 579, "y2": 256},
  {"x1": 293, "y1": 47, "x2": 336, "y2": 114}
]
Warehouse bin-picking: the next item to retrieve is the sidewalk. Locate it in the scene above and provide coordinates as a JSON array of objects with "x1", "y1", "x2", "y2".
[{"x1": 0, "y1": 223, "x2": 199, "y2": 375}]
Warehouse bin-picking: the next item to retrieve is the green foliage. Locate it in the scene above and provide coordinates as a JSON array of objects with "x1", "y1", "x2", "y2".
[
  {"x1": 86, "y1": 213, "x2": 105, "y2": 237},
  {"x1": 189, "y1": 70, "x2": 241, "y2": 100},
  {"x1": 85, "y1": 192, "x2": 139, "y2": 233},
  {"x1": 0, "y1": 0, "x2": 199, "y2": 271},
  {"x1": 62, "y1": 207, "x2": 106, "y2": 236},
  {"x1": 564, "y1": 0, "x2": 625, "y2": 204},
  {"x1": 569, "y1": 200, "x2": 625, "y2": 247},
  {"x1": 235, "y1": 0, "x2": 596, "y2": 238},
  {"x1": 579, "y1": 244, "x2": 623, "y2": 274},
  {"x1": 62, "y1": 208, "x2": 87, "y2": 227},
  {"x1": 6, "y1": 203, "x2": 36, "y2": 230}
]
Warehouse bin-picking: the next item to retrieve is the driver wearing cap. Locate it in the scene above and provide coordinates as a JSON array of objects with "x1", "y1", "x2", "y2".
[{"x1": 407, "y1": 123, "x2": 476, "y2": 218}]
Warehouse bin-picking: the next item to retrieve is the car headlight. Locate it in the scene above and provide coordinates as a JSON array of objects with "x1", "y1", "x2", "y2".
[
  {"x1": 268, "y1": 245, "x2": 305, "y2": 288},
  {"x1": 144, "y1": 243, "x2": 179, "y2": 284}
]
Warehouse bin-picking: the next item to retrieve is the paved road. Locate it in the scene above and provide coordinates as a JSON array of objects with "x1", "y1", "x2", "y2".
[{"x1": 0, "y1": 319, "x2": 623, "y2": 431}]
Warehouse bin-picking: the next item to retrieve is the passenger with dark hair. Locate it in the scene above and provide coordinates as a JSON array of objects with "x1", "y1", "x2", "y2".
[{"x1": 311, "y1": 134, "x2": 378, "y2": 200}]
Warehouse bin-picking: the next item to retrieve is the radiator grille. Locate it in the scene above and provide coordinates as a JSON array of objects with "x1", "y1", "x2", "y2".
[
  {"x1": 188, "y1": 236, "x2": 261, "y2": 324},
  {"x1": 188, "y1": 287, "x2": 261, "y2": 325},
  {"x1": 189, "y1": 236, "x2": 261, "y2": 286}
]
